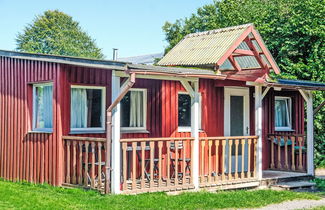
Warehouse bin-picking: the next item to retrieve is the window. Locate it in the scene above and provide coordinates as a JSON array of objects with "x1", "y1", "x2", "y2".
[
  {"x1": 70, "y1": 86, "x2": 105, "y2": 132},
  {"x1": 121, "y1": 89, "x2": 147, "y2": 131},
  {"x1": 178, "y1": 92, "x2": 202, "y2": 132},
  {"x1": 275, "y1": 96, "x2": 292, "y2": 131},
  {"x1": 33, "y1": 83, "x2": 53, "y2": 131}
]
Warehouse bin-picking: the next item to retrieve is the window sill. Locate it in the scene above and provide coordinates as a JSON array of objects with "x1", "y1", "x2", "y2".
[
  {"x1": 70, "y1": 130, "x2": 105, "y2": 134},
  {"x1": 275, "y1": 128, "x2": 295, "y2": 132},
  {"x1": 121, "y1": 129, "x2": 149, "y2": 134},
  {"x1": 28, "y1": 130, "x2": 53, "y2": 134},
  {"x1": 178, "y1": 127, "x2": 204, "y2": 133}
]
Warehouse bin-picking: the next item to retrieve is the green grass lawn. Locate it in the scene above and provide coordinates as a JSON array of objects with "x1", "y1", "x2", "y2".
[{"x1": 0, "y1": 179, "x2": 321, "y2": 210}]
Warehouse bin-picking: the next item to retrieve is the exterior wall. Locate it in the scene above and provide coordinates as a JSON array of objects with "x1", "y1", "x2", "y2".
[
  {"x1": 0, "y1": 56, "x2": 62, "y2": 185},
  {"x1": 0, "y1": 55, "x2": 307, "y2": 186},
  {"x1": 262, "y1": 89, "x2": 305, "y2": 170}
]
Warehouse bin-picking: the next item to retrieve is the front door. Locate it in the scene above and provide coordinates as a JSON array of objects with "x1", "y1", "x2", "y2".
[{"x1": 224, "y1": 87, "x2": 250, "y2": 173}]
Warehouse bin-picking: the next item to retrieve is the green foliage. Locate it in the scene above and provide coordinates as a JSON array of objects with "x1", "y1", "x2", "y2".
[
  {"x1": 162, "y1": 0, "x2": 325, "y2": 166},
  {"x1": 313, "y1": 178, "x2": 325, "y2": 191},
  {"x1": 16, "y1": 10, "x2": 104, "y2": 59},
  {"x1": 0, "y1": 180, "x2": 320, "y2": 209}
]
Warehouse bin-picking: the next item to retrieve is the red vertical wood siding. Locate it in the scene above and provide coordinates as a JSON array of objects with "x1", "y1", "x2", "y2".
[
  {"x1": 0, "y1": 57, "x2": 62, "y2": 185},
  {"x1": 261, "y1": 89, "x2": 305, "y2": 169}
]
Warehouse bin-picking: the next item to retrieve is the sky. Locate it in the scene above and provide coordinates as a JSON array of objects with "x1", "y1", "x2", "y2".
[{"x1": 0, "y1": 0, "x2": 213, "y2": 59}]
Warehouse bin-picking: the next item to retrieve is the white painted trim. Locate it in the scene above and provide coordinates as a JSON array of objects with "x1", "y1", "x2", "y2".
[
  {"x1": 299, "y1": 89, "x2": 309, "y2": 102},
  {"x1": 120, "y1": 88, "x2": 147, "y2": 131},
  {"x1": 111, "y1": 70, "x2": 121, "y2": 194},
  {"x1": 306, "y1": 90, "x2": 314, "y2": 175},
  {"x1": 224, "y1": 87, "x2": 250, "y2": 136},
  {"x1": 261, "y1": 87, "x2": 271, "y2": 100},
  {"x1": 255, "y1": 85, "x2": 263, "y2": 180},
  {"x1": 274, "y1": 96, "x2": 292, "y2": 131},
  {"x1": 191, "y1": 81, "x2": 200, "y2": 190},
  {"x1": 32, "y1": 82, "x2": 54, "y2": 132},
  {"x1": 70, "y1": 85, "x2": 106, "y2": 132},
  {"x1": 180, "y1": 80, "x2": 195, "y2": 97},
  {"x1": 115, "y1": 70, "x2": 198, "y2": 82}
]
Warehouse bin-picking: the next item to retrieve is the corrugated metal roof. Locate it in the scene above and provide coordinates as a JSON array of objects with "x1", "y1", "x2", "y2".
[
  {"x1": 266, "y1": 79, "x2": 325, "y2": 91},
  {"x1": 158, "y1": 24, "x2": 252, "y2": 66}
]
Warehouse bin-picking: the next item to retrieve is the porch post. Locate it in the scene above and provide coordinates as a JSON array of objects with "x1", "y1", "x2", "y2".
[
  {"x1": 111, "y1": 71, "x2": 121, "y2": 194},
  {"x1": 254, "y1": 85, "x2": 263, "y2": 180},
  {"x1": 191, "y1": 81, "x2": 200, "y2": 189},
  {"x1": 306, "y1": 91, "x2": 314, "y2": 175}
]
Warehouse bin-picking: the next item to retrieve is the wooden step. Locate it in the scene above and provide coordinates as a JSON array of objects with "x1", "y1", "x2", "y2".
[{"x1": 271, "y1": 181, "x2": 316, "y2": 190}]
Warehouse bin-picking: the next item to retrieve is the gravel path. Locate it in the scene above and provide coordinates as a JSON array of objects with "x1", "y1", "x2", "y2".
[{"x1": 255, "y1": 198, "x2": 325, "y2": 210}]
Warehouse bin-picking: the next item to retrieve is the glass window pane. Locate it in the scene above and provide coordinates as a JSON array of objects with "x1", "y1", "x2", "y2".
[
  {"x1": 178, "y1": 94, "x2": 191, "y2": 127},
  {"x1": 275, "y1": 98, "x2": 289, "y2": 127},
  {"x1": 34, "y1": 85, "x2": 53, "y2": 129},
  {"x1": 121, "y1": 90, "x2": 145, "y2": 128},
  {"x1": 71, "y1": 88, "x2": 103, "y2": 129}
]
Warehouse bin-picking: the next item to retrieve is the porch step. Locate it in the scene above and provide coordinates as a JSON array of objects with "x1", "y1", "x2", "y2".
[{"x1": 270, "y1": 181, "x2": 316, "y2": 191}]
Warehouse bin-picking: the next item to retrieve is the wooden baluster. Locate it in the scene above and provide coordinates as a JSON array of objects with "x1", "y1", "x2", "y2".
[
  {"x1": 66, "y1": 141, "x2": 71, "y2": 183},
  {"x1": 72, "y1": 141, "x2": 77, "y2": 184},
  {"x1": 78, "y1": 142, "x2": 83, "y2": 185},
  {"x1": 291, "y1": 137, "x2": 296, "y2": 171},
  {"x1": 270, "y1": 136, "x2": 275, "y2": 169},
  {"x1": 132, "y1": 142, "x2": 137, "y2": 190},
  {"x1": 277, "y1": 136, "x2": 281, "y2": 169},
  {"x1": 158, "y1": 141, "x2": 163, "y2": 187},
  {"x1": 247, "y1": 139, "x2": 251, "y2": 178},
  {"x1": 182, "y1": 140, "x2": 186, "y2": 184},
  {"x1": 298, "y1": 137, "x2": 303, "y2": 171},
  {"x1": 228, "y1": 139, "x2": 233, "y2": 180},
  {"x1": 241, "y1": 139, "x2": 245, "y2": 179},
  {"x1": 175, "y1": 141, "x2": 179, "y2": 186},
  {"x1": 190, "y1": 140, "x2": 194, "y2": 185},
  {"x1": 234, "y1": 139, "x2": 239, "y2": 179},
  {"x1": 208, "y1": 140, "x2": 212, "y2": 183},
  {"x1": 97, "y1": 142, "x2": 102, "y2": 190},
  {"x1": 221, "y1": 140, "x2": 226, "y2": 181},
  {"x1": 215, "y1": 140, "x2": 219, "y2": 182},
  {"x1": 141, "y1": 141, "x2": 145, "y2": 189},
  {"x1": 200, "y1": 140, "x2": 205, "y2": 184},
  {"x1": 84, "y1": 141, "x2": 89, "y2": 187},
  {"x1": 284, "y1": 136, "x2": 289, "y2": 169},
  {"x1": 167, "y1": 141, "x2": 171, "y2": 186},
  {"x1": 150, "y1": 141, "x2": 154, "y2": 187},
  {"x1": 91, "y1": 142, "x2": 96, "y2": 188},
  {"x1": 122, "y1": 142, "x2": 127, "y2": 191},
  {"x1": 253, "y1": 138, "x2": 257, "y2": 178}
]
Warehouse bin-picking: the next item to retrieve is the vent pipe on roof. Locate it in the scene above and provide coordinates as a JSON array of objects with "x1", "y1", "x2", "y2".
[{"x1": 113, "y1": 48, "x2": 118, "y2": 60}]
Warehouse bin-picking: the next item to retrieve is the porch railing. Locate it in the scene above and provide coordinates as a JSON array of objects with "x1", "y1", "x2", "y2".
[
  {"x1": 267, "y1": 134, "x2": 306, "y2": 172},
  {"x1": 199, "y1": 136, "x2": 258, "y2": 187},
  {"x1": 120, "y1": 137, "x2": 195, "y2": 194},
  {"x1": 63, "y1": 136, "x2": 106, "y2": 192}
]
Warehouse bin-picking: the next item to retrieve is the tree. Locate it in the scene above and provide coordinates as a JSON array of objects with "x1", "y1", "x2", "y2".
[
  {"x1": 163, "y1": 0, "x2": 325, "y2": 167},
  {"x1": 16, "y1": 10, "x2": 104, "y2": 59}
]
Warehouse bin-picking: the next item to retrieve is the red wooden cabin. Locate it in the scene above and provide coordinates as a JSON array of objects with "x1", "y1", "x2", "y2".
[{"x1": 0, "y1": 24, "x2": 324, "y2": 194}]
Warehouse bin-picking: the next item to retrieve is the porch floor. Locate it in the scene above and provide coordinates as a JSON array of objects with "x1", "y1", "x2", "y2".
[{"x1": 262, "y1": 170, "x2": 308, "y2": 180}]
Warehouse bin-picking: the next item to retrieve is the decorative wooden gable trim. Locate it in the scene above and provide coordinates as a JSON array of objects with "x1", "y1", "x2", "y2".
[{"x1": 216, "y1": 25, "x2": 280, "y2": 83}]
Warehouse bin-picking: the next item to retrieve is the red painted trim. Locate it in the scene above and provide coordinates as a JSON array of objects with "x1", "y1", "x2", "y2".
[
  {"x1": 233, "y1": 49, "x2": 254, "y2": 56},
  {"x1": 216, "y1": 25, "x2": 253, "y2": 66}
]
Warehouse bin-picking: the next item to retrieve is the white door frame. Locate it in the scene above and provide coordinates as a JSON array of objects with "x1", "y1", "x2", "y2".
[
  {"x1": 224, "y1": 87, "x2": 250, "y2": 136},
  {"x1": 224, "y1": 87, "x2": 250, "y2": 173}
]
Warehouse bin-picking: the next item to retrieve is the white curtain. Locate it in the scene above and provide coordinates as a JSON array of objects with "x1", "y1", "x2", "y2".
[
  {"x1": 129, "y1": 91, "x2": 143, "y2": 127},
  {"x1": 71, "y1": 88, "x2": 88, "y2": 128},
  {"x1": 275, "y1": 99, "x2": 289, "y2": 127},
  {"x1": 35, "y1": 85, "x2": 53, "y2": 129}
]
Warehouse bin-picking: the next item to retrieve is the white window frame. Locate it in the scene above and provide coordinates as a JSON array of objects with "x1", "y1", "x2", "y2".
[
  {"x1": 121, "y1": 88, "x2": 147, "y2": 132},
  {"x1": 70, "y1": 85, "x2": 106, "y2": 133},
  {"x1": 32, "y1": 82, "x2": 53, "y2": 132},
  {"x1": 274, "y1": 96, "x2": 292, "y2": 131},
  {"x1": 178, "y1": 92, "x2": 202, "y2": 132}
]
